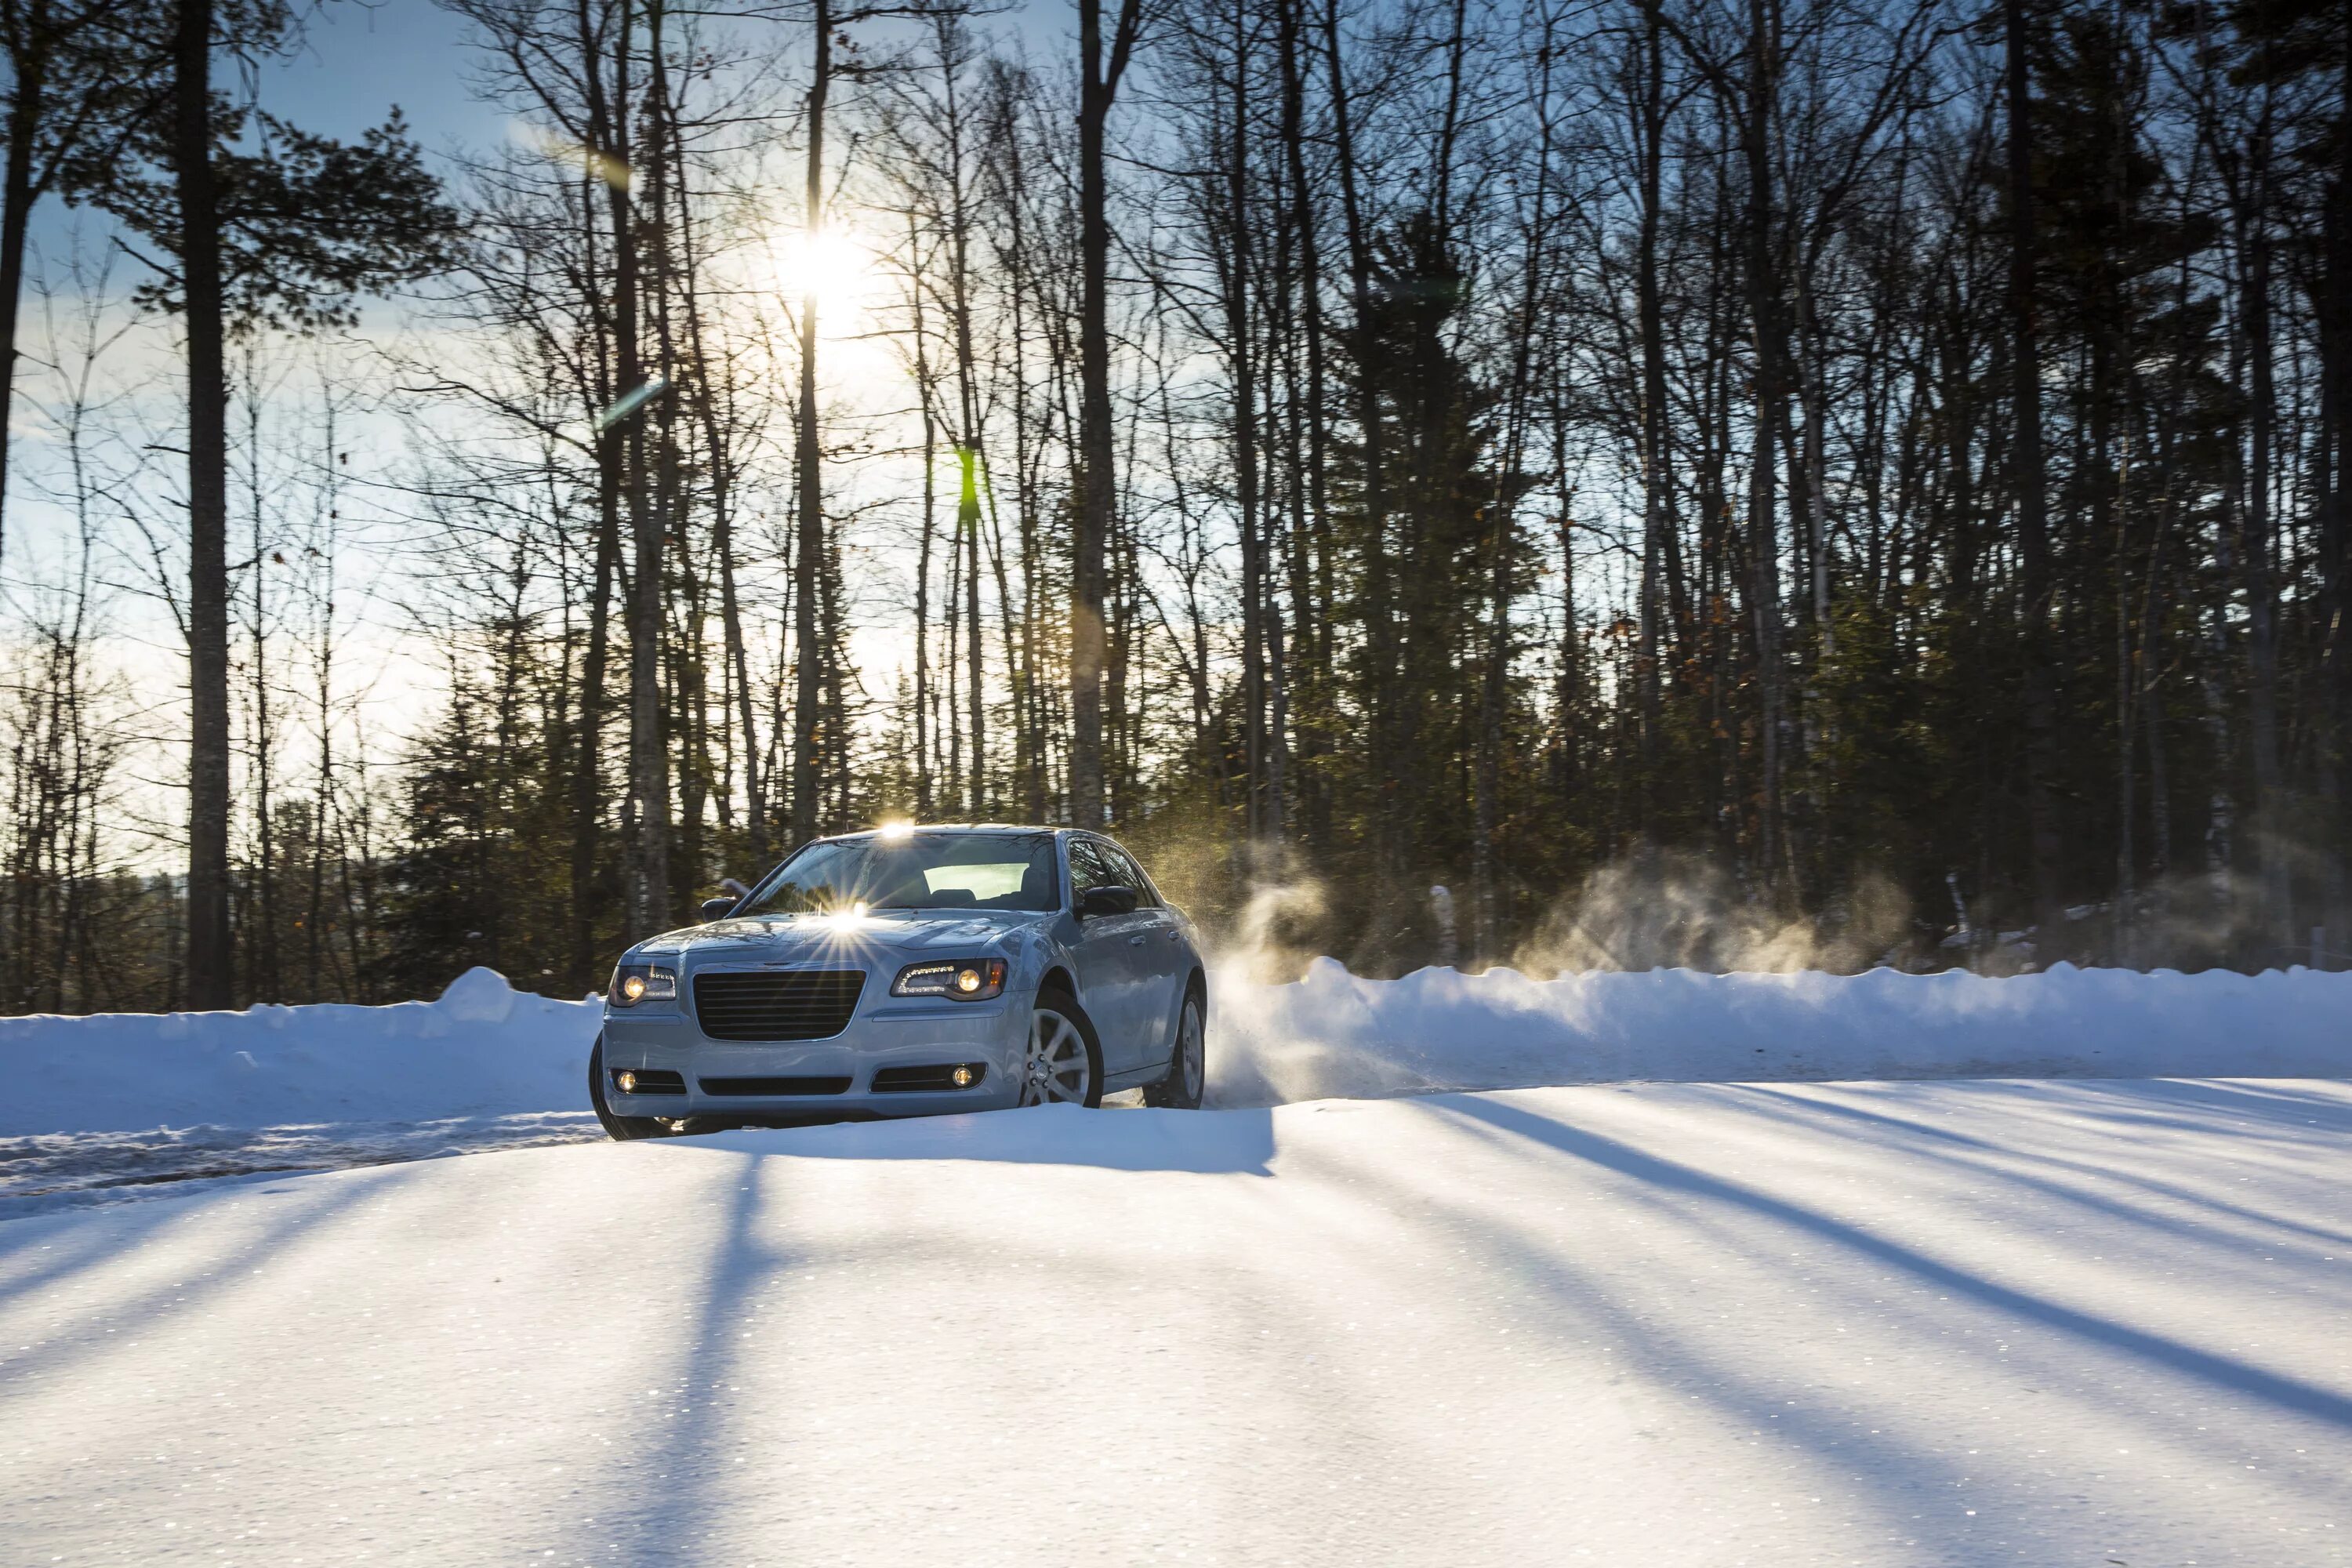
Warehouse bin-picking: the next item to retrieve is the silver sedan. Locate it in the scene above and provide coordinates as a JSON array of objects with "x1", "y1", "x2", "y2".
[{"x1": 589, "y1": 826, "x2": 1208, "y2": 1138}]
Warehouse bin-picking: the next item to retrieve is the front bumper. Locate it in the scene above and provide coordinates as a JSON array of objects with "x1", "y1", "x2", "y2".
[{"x1": 600, "y1": 996, "x2": 1030, "y2": 1119}]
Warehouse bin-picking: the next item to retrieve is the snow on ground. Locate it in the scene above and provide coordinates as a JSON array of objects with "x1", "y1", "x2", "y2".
[
  {"x1": 5, "y1": 961, "x2": 2349, "y2": 1212},
  {"x1": 2, "y1": 1078, "x2": 2346, "y2": 1566},
  {"x1": 0, "y1": 1114, "x2": 603, "y2": 1221}
]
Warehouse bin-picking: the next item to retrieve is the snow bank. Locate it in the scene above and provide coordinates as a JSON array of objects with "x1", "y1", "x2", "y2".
[
  {"x1": 1207, "y1": 958, "x2": 2352, "y2": 1105},
  {"x1": 5, "y1": 961, "x2": 2347, "y2": 1140},
  {"x1": 0, "y1": 968, "x2": 599, "y2": 1137}
]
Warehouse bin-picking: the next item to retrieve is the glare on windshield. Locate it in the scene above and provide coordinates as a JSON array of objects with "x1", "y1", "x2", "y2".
[{"x1": 738, "y1": 833, "x2": 1060, "y2": 916}]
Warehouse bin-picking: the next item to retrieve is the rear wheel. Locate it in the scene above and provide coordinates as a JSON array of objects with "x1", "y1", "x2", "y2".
[
  {"x1": 1144, "y1": 987, "x2": 1206, "y2": 1109},
  {"x1": 589, "y1": 1038, "x2": 671, "y2": 1141},
  {"x1": 1023, "y1": 991, "x2": 1104, "y2": 1109}
]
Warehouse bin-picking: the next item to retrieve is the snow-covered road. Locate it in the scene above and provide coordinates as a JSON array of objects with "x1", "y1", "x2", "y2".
[{"x1": 3, "y1": 1078, "x2": 2347, "y2": 1566}]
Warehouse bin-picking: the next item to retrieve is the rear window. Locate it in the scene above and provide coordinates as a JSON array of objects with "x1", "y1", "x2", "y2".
[{"x1": 739, "y1": 833, "x2": 1060, "y2": 915}]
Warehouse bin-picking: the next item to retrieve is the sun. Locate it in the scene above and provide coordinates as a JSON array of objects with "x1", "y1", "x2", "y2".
[{"x1": 773, "y1": 228, "x2": 873, "y2": 312}]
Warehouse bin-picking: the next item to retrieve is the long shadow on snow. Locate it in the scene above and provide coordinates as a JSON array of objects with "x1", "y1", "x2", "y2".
[
  {"x1": 0, "y1": 1170, "x2": 394, "y2": 1385},
  {"x1": 1290, "y1": 1106, "x2": 1980, "y2": 1550},
  {"x1": 574, "y1": 1155, "x2": 783, "y2": 1563},
  {"x1": 553, "y1": 1107, "x2": 1271, "y2": 1555},
  {"x1": 1722, "y1": 1081, "x2": 2352, "y2": 1254},
  {"x1": 2114, "y1": 1076, "x2": 2352, "y2": 1123},
  {"x1": 1437, "y1": 1092, "x2": 2352, "y2": 1432},
  {"x1": 1365, "y1": 1092, "x2": 2348, "y2": 1519},
  {"x1": 559, "y1": 1137, "x2": 1227, "y2": 1563},
  {"x1": 1955, "y1": 1075, "x2": 2352, "y2": 1144},
  {"x1": 687, "y1": 1100, "x2": 1276, "y2": 1174}
]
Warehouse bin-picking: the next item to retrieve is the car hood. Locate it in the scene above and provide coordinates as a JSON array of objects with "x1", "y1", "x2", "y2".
[{"x1": 626, "y1": 909, "x2": 1051, "y2": 966}]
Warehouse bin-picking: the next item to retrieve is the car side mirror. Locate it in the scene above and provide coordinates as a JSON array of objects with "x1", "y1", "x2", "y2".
[
  {"x1": 1079, "y1": 885, "x2": 1138, "y2": 918},
  {"x1": 699, "y1": 896, "x2": 739, "y2": 923}
]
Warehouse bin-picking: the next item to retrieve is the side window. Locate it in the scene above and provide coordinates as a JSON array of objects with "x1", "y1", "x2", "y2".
[
  {"x1": 1067, "y1": 838, "x2": 1116, "y2": 900},
  {"x1": 1098, "y1": 843, "x2": 1160, "y2": 906}
]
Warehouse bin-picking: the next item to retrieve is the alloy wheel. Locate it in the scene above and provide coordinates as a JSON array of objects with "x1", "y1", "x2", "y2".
[
  {"x1": 1023, "y1": 1006, "x2": 1094, "y2": 1105},
  {"x1": 1178, "y1": 1000, "x2": 1205, "y2": 1102}
]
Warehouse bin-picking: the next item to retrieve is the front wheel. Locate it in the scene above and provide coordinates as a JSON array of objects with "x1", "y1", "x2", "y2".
[
  {"x1": 589, "y1": 1038, "x2": 671, "y2": 1141},
  {"x1": 1022, "y1": 991, "x2": 1104, "y2": 1109},
  {"x1": 1144, "y1": 989, "x2": 1206, "y2": 1109}
]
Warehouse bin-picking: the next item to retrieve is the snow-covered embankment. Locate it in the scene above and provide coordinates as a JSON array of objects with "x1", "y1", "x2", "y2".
[
  {"x1": 0, "y1": 967, "x2": 599, "y2": 1138},
  {"x1": 4, "y1": 960, "x2": 2347, "y2": 1139},
  {"x1": 1207, "y1": 959, "x2": 2352, "y2": 1105}
]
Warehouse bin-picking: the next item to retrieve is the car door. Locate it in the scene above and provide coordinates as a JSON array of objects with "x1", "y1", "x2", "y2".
[
  {"x1": 1065, "y1": 836, "x2": 1154, "y2": 1073},
  {"x1": 1096, "y1": 838, "x2": 1183, "y2": 1065}
]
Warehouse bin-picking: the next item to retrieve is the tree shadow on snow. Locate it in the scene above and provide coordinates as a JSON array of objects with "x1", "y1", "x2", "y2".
[
  {"x1": 554, "y1": 1143, "x2": 1209, "y2": 1562},
  {"x1": 670, "y1": 1102, "x2": 1277, "y2": 1175},
  {"x1": 1432, "y1": 1093, "x2": 2352, "y2": 1434},
  {"x1": 1721, "y1": 1081, "x2": 2352, "y2": 1253}
]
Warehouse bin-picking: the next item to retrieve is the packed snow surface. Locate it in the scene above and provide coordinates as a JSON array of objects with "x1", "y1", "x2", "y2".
[{"x1": 2, "y1": 1079, "x2": 2347, "y2": 1565}]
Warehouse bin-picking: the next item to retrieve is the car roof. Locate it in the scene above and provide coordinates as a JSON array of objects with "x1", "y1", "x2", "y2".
[
  {"x1": 826, "y1": 823, "x2": 1064, "y2": 837},
  {"x1": 814, "y1": 824, "x2": 1152, "y2": 852}
]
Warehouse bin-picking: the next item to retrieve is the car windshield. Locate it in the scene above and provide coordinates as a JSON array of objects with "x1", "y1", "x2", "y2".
[{"x1": 739, "y1": 832, "x2": 1060, "y2": 915}]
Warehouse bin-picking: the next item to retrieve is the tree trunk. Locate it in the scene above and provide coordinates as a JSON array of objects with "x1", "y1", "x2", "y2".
[
  {"x1": 909, "y1": 212, "x2": 937, "y2": 818},
  {"x1": 1221, "y1": 0, "x2": 1265, "y2": 851},
  {"x1": 1277, "y1": 0, "x2": 1329, "y2": 850},
  {"x1": 962, "y1": 442, "x2": 984, "y2": 815},
  {"x1": 2240, "y1": 100, "x2": 2288, "y2": 956},
  {"x1": 2005, "y1": 0, "x2": 2063, "y2": 942},
  {"x1": 1323, "y1": 0, "x2": 1394, "y2": 891},
  {"x1": 619, "y1": 0, "x2": 669, "y2": 932},
  {"x1": 2325, "y1": 31, "x2": 2352, "y2": 951},
  {"x1": 0, "y1": 0, "x2": 49, "y2": 568},
  {"x1": 1744, "y1": 0, "x2": 1788, "y2": 891},
  {"x1": 176, "y1": 0, "x2": 233, "y2": 1010},
  {"x1": 791, "y1": 0, "x2": 832, "y2": 844},
  {"x1": 245, "y1": 371, "x2": 278, "y2": 1000},
  {"x1": 1070, "y1": 0, "x2": 1140, "y2": 828},
  {"x1": 1635, "y1": 0, "x2": 1670, "y2": 839}
]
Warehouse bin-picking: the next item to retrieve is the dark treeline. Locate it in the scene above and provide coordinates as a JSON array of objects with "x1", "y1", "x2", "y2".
[{"x1": 0, "y1": 0, "x2": 2346, "y2": 1012}]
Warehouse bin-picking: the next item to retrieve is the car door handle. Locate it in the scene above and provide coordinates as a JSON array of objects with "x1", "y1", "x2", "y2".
[{"x1": 1128, "y1": 934, "x2": 1148, "y2": 946}]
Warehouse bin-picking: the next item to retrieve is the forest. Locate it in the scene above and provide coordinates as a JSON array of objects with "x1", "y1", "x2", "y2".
[{"x1": 0, "y1": 0, "x2": 2345, "y2": 1011}]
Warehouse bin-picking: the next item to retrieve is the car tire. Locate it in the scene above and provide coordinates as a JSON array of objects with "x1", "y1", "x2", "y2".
[
  {"x1": 1025, "y1": 989, "x2": 1105, "y2": 1109},
  {"x1": 589, "y1": 1037, "x2": 672, "y2": 1141},
  {"x1": 1143, "y1": 985, "x2": 1207, "y2": 1109}
]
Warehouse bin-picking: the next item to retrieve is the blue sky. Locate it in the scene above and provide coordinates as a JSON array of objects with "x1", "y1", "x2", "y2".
[{"x1": 264, "y1": 0, "x2": 508, "y2": 160}]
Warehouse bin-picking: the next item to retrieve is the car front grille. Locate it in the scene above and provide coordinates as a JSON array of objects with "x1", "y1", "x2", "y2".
[
  {"x1": 699, "y1": 1076, "x2": 853, "y2": 1096},
  {"x1": 691, "y1": 970, "x2": 866, "y2": 1042}
]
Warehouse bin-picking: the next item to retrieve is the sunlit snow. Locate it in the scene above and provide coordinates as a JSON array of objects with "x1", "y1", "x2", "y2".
[{"x1": 2, "y1": 1081, "x2": 2346, "y2": 1565}]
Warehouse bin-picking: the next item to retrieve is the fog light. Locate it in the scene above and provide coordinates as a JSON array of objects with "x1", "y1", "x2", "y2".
[
  {"x1": 951, "y1": 1065, "x2": 975, "y2": 1087},
  {"x1": 616, "y1": 1069, "x2": 637, "y2": 1093}
]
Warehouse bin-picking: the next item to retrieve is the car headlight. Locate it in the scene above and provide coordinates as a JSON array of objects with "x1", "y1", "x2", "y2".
[
  {"x1": 608, "y1": 962, "x2": 677, "y2": 1007},
  {"x1": 891, "y1": 957, "x2": 1007, "y2": 1000}
]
